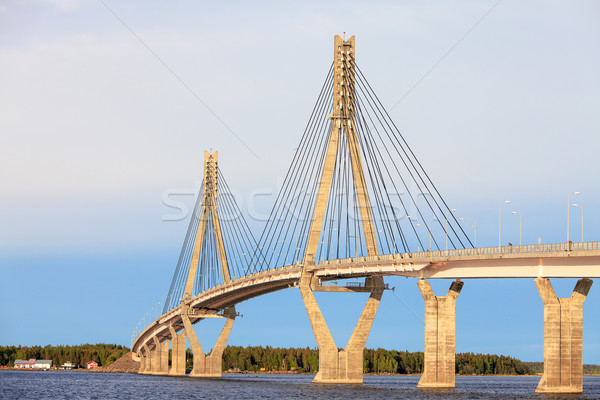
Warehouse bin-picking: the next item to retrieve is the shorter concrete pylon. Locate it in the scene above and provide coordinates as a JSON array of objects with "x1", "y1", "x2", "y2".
[
  {"x1": 181, "y1": 307, "x2": 236, "y2": 378},
  {"x1": 535, "y1": 277, "x2": 593, "y2": 394},
  {"x1": 168, "y1": 325, "x2": 187, "y2": 376},
  {"x1": 299, "y1": 268, "x2": 384, "y2": 384},
  {"x1": 417, "y1": 279, "x2": 463, "y2": 389}
]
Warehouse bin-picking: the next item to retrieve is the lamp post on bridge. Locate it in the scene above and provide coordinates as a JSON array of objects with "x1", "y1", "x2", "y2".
[
  {"x1": 459, "y1": 218, "x2": 477, "y2": 247},
  {"x1": 445, "y1": 208, "x2": 456, "y2": 255},
  {"x1": 271, "y1": 241, "x2": 284, "y2": 269},
  {"x1": 320, "y1": 239, "x2": 327, "y2": 262},
  {"x1": 416, "y1": 223, "x2": 433, "y2": 251},
  {"x1": 567, "y1": 191, "x2": 581, "y2": 242},
  {"x1": 572, "y1": 203, "x2": 584, "y2": 243},
  {"x1": 511, "y1": 211, "x2": 522, "y2": 246},
  {"x1": 234, "y1": 253, "x2": 247, "y2": 273},
  {"x1": 499, "y1": 200, "x2": 511, "y2": 248},
  {"x1": 391, "y1": 214, "x2": 411, "y2": 254},
  {"x1": 294, "y1": 233, "x2": 309, "y2": 264}
]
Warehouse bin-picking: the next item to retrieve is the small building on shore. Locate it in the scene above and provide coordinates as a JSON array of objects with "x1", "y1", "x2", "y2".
[
  {"x1": 14, "y1": 359, "x2": 35, "y2": 369},
  {"x1": 61, "y1": 361, "x2": 77, "y2": 370},
  {"x1": 86, "y1": 361, "x2": 98, "y2": 369},
  {"x1": 35, "y1": 360, "x2": 52, "y2": 369},
  {"x1": 14, "y1": 359, "x2": 52, "y2": 369}
]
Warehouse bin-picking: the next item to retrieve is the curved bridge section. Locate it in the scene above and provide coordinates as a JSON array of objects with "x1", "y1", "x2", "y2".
[
  {"x1": 132, "y1": 35, "x2": 598, "y2": 394},
  {"x1": 133, "y1": 242, "x2": 600, "y2": 390}
]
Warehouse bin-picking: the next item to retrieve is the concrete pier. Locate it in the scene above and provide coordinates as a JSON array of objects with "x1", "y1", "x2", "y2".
[
  {"x1": 535, "y1": 277, "x2": 593, "y2": 394},
  {"x1": 181, "y1": 309, "x2": 235, "y2": 378},
  {"x1": 151, "y1": 336, "x2": 170, "y2": 375},
  {"x1": 299, "y1": 269, "x2": 384, "y2": 384},
  {"x1": 138, "y1": 350, "x2": 146, "y2": 374},
  {"x1": 168, "y1": 325, "x2": 187, "y2": 376},
  {"x1": 142, "y1": 344, "x2": 152, "y2": 374},
  {"x1": 417, "y1": 279, "x2": 463, "y2": 389}
]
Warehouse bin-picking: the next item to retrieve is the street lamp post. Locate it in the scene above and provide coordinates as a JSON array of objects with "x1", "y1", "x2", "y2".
[
  {"x1": 234, "y1": 253, "x2": 247, "y2": 272},
  {"x1": 459, "y1": 218, "x2": 477, "y2": 247},
  {"x1": 499, "y1": 200, "x2": 511, "y2": 247},
  {"x1": 567, "y1": 192, "x2": 581, "y2": 242},
  {"x1": 572, "y1": 203, "x2": 584, "y2": 243},
  {"x1": 392, "y1": 215, "x2": 411, "y2": 253},
  {"x1": 445, "y1": 208, "x2": 456, "y2": 255},
  {"x1": 511, "y1": 211, "x2": 522, "y2": 246},
  {"x1": 271, "y1": 240, "x2": 285, "y2": 268},
  {"x1": 416, "y1": 222, "x2": 433, "y2": 250}
]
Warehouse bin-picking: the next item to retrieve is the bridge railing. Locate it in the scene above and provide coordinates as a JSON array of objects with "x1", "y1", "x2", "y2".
[{"x1": 318, "y1": 241, "x2": 600, "y2": 267}]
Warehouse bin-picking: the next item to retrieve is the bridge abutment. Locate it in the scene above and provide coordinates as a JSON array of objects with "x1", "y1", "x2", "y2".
[
  {"x1": 417, "y1": 279, "x2": 463, "y2": 389},
  {"x1": 535, "y1": 277, "x2": 592, "y2": 394},
  {"x1": 168, "y1": 325, "x2": 187, "y2": 376},
  {"x1": 181, "y1": 309, "x2": 235, "y2": 378},
  {"x1": 299, "y1": 268, "x2": 384, "y2": 384}
]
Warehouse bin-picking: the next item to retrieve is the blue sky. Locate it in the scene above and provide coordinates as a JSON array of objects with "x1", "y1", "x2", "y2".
[{"x1": 1, "y1": 0, "x2": 599, "y2": 363}]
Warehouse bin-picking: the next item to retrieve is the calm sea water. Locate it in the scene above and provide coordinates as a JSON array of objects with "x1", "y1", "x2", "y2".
[{"x1": 2, "y1": 371, "x2": 600, "y2": 399}]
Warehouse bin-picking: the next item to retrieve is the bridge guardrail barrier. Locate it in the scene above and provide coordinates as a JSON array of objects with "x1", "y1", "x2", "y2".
[{"x1": 318, "y1": 242, "x2": 600, "y2": 267}]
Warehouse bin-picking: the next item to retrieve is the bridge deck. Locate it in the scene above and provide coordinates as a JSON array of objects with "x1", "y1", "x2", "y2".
[{"x1": 133, "y1": 241, "x2": 600, "y2": 353}]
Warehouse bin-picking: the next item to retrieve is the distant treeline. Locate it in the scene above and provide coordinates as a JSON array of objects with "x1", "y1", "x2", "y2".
[
  {"x1": 0, "y1": 344, "x2": 129, "y2": 368},
  {"x1": 217, "y1": 346, "x2": 535, "y2": 375},
  {"x1": 524, "y1": 362, "x2": 600, "y2": 376},
  {"x1": 4, "y1": 344, "x2": 599, "y2": 376}
]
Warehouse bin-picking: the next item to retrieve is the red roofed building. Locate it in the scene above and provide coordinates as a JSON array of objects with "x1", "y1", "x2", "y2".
[{"x1": 86, "y1": 361, "x2": 98, "y2": 369}]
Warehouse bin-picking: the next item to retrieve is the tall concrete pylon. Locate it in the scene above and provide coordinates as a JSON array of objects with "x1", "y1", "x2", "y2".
[
  {"x1": 179, "y1": 151, "x2": 236, "y2": 378},
  {"x1": 183, "y1": 151, "x2": 231, "y2": 300},
  {"x1": 301, "y1": 34, "x2": 385, "y2": 384}
]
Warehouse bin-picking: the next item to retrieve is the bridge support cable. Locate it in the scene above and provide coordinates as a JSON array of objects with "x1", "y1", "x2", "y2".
[
  {"x1": 163, "y1": 182, "x2": 204, "y2": 313},
  {"x1": 250, "y1": 36, "x2": 473, "y2": 273},
  {"x1": 351, "y1": 56, "x2": 472, "y2": 249},
  {"x1": 248, "y1": 65, "x2": 336, "y2": 272}
]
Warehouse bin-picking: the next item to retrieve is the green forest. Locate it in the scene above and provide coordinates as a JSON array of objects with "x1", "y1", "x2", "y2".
[
  {"x1": 216, "y1": 346, "x2": 534, "y2": 375},
  {"x1": 0, "y1": 344, "x2": 129, "y2": 368},
  {"x1": 2, "y1": 344, "x2": 599, "y2": 376}
]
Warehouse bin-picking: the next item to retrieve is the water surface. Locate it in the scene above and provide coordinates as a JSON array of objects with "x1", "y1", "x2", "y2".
[{"x1": 2, "y1": 371, "x2": 600, "y2": 399}]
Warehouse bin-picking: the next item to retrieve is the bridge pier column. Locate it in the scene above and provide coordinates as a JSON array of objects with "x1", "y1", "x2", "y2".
[
  {"x1": 299, "y1": 269, "x2": 384, "y2": 384},
  {"x1": 168, "y1": 325, "x2": 187, "y2": 376},
  {"x1": 151, "y1": 337, "x2": 170, "y2": 375},
  {"x1": 535, "y1": 277, "x2": 593, "y2": 394},
  {"x1": 181, "y1": 308, "x2": 235, "y2": 378},
  {"x1": 142, "y1": 344, "x2": 152, "y2": 374},
  {"x1": 160, "y1": 339, "x2": 170, "y2": 374},
  {"x1": 417, "y1": 279, "x2": 463, "y2": 389},
  {"x1": 137, "y1": 350, "x2": 146, "y2": 374}
]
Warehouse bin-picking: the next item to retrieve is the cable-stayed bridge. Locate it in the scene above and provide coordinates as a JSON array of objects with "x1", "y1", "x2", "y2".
[{"x1": 132, "y1": 35, "x2": 599, "y2": 394}]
